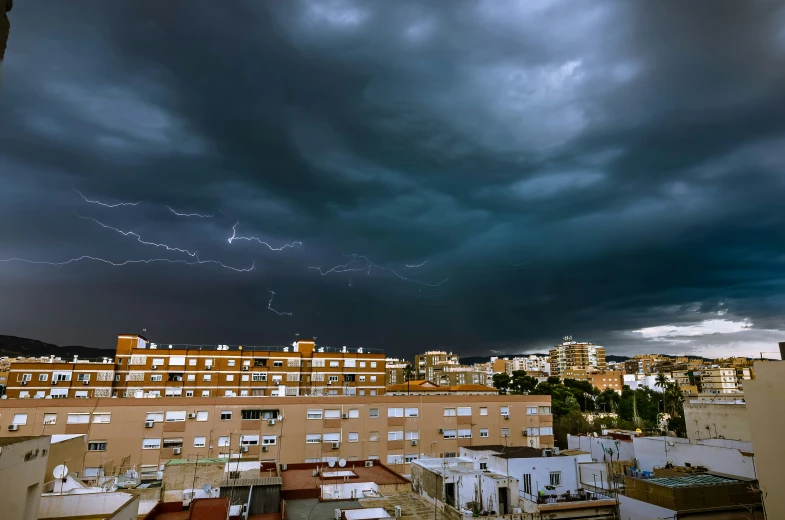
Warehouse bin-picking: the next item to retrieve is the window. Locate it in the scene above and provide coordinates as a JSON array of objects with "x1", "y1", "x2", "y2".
[
  {"x1": 205, "y1": 359, "x2": 213, "y2": 367},
  {"x1": 75, "y1": 390, "x2": 88, "y2": 398},
  {"x1": 500, "y1": 406, "x2": 510, "y2": 416},
  {"x1": 194, "y1": 436, "x2": 206, "y2": 448},
  {"x1": 523, "y1": 474, "x2": 532, "y2": 495},
  {"x1": 203, "y1": 374, "x2": 211, "y2": 382},
  {"x1": 480, "y1": 428, "x2": 489, "y2": 438},
  {"x1": 369, "y1": 431, "x2": 379, "y2": 442},
  {"x1": 405, "y1": 454, "x2": 418, "y2": 463},
  {"x1": 143, "y1": 438, "x2": 161, "y2": 449},
  {"x1": 348, "y1": 432, "x2": 359, "y2": 443},
  {"x1": 348, "y1": 409, "x2": 360, "y2": 419},
  {"x1": 359, "y1": 376, "x2": 366, "y2": 382},
  {"x1": 329, "y1": 361, "x2": 339, "y2": 368},
  {"x1": 443, "y1": 429, "x2": 456, "y2": 439},
  {"x1": 39, "y1": 374, "x2": 48, "y2": 382},
  {"x1": 370, "y1": 376, "x2": 377, "y2": 382},
  {"x1": 186, "y1": 390, "x2": 194, "y2": 397},
  {"x1": 227, "y1": 359, "x2": 235, "y2": 367},
  {"x1": 371, "y1": 362, "x2": 377, "y2": 368},
  {"x1": 241, "y1": 375, "x2": 249, "y2": 382},
  {"x1": 328, "y1": 375, "x2": 339, "y2": 382},
  {"x1": 220, "y1": 410, "x2": 232, "y2": 421},
  {"x1": 323, "y1": 433, "x2": 340, "y2": 443},
  {"x1": 53, "y1": 372, "x2": 71, "y2": 382},
  {"x1": 539, "y1": 427, "x2": 554, "y2": 435},
  {"x1": 153, "y1": 358, "x2": 165, "y2": 366},
  {"x1": 306, "y1": 434, "x2": 322, "y2": 444},
  {"x1": 526, "y1": 407, "x2": 538, "y2": 415},
  {"x1": 370, "y1": 408, "x2": 379, "y2": 418},
  {"x1": 150, "y1": 374, "x2": 163, "y2": 382},
  {"x1": 457, "y1": 407, "x2": 472, "y2": 416},
  {"x1": 360, "y1": 361, "x2": 366, "y2": 368},
  {"x1": 405, "y1": 431, "x2": 419, "y2": 441},
  {"x1": 539, "y1": 406, "x2": 552, "y2": 415},
  {"x1": 262, "y1": 435, "x2": 277, "y2": 445},
  {"x1": 527, "y1": 427, "x2": 539, "y2": 436},
  {"x1": 165, "y1": 411, "x2": 186, "y2": 422},
  {"x1": 77, "y1": 374, "x2": 90, "y2": 382},
  {"x1": 368, "y1": 455, "x2": 379, "y2": 461},
  {"x1": 43, "y1": 413, "x2": 57, "y2": 425},
  {"x1": 202, "y1": 390, "x2": 210, "y2": 397},
  {"x1": 146, "y1": 412, "x2": 164, "y2": 422},
  {"x1": 405, "y1": 408, "x2": 419, "y2": 417},
  {"x1": 66, "y1": 413, "x2": 89, "y2": 424},
  {"x1": 273, "y1": 360, "x2": 283, "y2": 367},
  {"x1": 388, "y1": 431, "x2": 403, "y2": 441},
  {"x1": 444, "y1": 452, "x2": 457, "y2": 458},
  {"x1": 458, "y1": 429, "x2": 472, "y2": 438},
  {"x1": 218, "y1": 436, "x2": 230, "y2": 447},
  {"x1": 196, "y1": 411, "x2": 208, "y2": 421},
  {"x1": 241, "y1": 410, "x2": 263, "y2": 420},
  {"x1": 344, "y1": 359, "x2": 356, "y2": 368},
  {"x1": 549, "y1": 471, "x2": 561, "y2": 487},
  {"x1": 387, "y1": 455, "x2": 403, "y2": 464},
  {"x1": 480, "y1": 407, "x2": 488, "y2": 416},
  {"x1": 324, "y1": 409, "x2": 341, "y2": 419},
  {"x1": 239, "y1": 435, "x2": 259, "y2": 446},
  {"x1": 163, "y1": 438, "x2": 183, "y2": 448},
  {"x1": 189, "y1": 359, "x2": 197, "y2": 366},
  {"x1": 307, "y1": 409, "x2": 323, "y2": 419},
  {"x1": 226, "y1": 374, "x2": 234, "y2": 382},
  {"x1": 252, "y1": 373, "x2": 267, "y2": 382},
  {"x1": 388, "y1": 408, "x2": 403, "y2": 418},
  {"x1": 443, "y1": 408, "x2": 456, "y2": 417},
  {"x1": 92, "y1": 413, "x2": 111, "y2": 423},
  {"x1": 187, "y1": 375, "x2": 196, "y2": 382},
  {"x1": 12, "y1": 413, "x2": 27, "y2": 425},
  {"x1": 370, "y1": 390, "x2": 377, "y2": 396}
]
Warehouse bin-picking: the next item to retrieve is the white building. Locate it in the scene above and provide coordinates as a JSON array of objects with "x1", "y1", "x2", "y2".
[
  {"x1": 0, "y1": 435, "x2": 51, "y2": 520},
  {"x1": 622, "y1": 374, "x2": 672, "y2": 392}
]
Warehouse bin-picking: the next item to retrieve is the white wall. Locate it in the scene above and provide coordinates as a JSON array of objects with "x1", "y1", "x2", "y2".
[
  {"x1": 487, "y1": 454, "x2": 590, "y2": 499},
  {"x1": 38, "y1": 492, "x2": 139, "y2": 520},
  {"x1": 567, "y1": 435, "x2": 636, "y2": 462},
  {"x1": 684, "y1": 402, "x2": 751, "y2": 442},
  {"x1": 618, "y1": 494, "x2": 674, "y2": 520},
  {"x1": 632, "y1": 437, "x2": 757, "y2": 478},
  {"x1": 0, "y1": 436, "x2": 50, "y2": 520}
]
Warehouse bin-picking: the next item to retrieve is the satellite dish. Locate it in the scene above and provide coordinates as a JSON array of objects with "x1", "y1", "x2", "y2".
[
  {"x1": 328, "y1": 460, "x2": 336, "y2": 468},
  {"x1": 53, "y1": 465, "x2": 69, "y2": 479},
  {"x1": 339, "y1": 459, "x2": 346, "y2": 468},
  {"x1": 592, "y1": 432, "x2": 598, "y2": 437}
]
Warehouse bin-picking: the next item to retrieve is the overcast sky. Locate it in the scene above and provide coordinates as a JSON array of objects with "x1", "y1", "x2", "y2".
[{"x1": 1, "y1": 1, "x2": 784, "y2": 358}]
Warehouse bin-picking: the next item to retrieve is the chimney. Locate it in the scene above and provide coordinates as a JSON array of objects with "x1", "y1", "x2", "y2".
[{"x1": 779, "y1": 342, "x2": 785, "y2": 361}]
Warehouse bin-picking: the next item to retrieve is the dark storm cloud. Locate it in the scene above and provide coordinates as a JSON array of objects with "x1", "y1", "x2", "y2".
[{"x1": 1, "y1": 0, "x2": 785, "y2": 356}]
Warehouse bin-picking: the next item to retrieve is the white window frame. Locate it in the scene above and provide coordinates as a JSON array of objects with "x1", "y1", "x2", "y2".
[
  {"x1": 307, "y1": 409, "x2": 323, "y2": 419},
  {"x1": 388, "y1": 431, "x2": 404, "y2": 441},
  {"x1": 165, "y1": 411, "x2": 186, "y2": 422},
  {"x1": 388, "y1": 408, "x2": 404, "y2": 418},
  {"x1": 66, "y1": 413, "x2": 89, "y2": 424},
  {"x1": 262, "y1": 435, "x2": 276, "y2": 445},
  {"x1": 458, "y1": 429, "x2": 472, "y2": 438},
  {"x1": 324, "y1": 409, "x2": 341, "y2": 419},
  {"x1": 196, "y1": 411, "x2": 208, "y2": 422},
  {"x1": 38, "y1": 374, "x2": 48, "y2": 382},
  {"x1": 480, "y1": 407, "x2": 488, "y2": 416},
  {"x1": 480, "y1": 428, "x2": 489, "y2": 438},
  {"x1": 405, "y1": 431, "x2": 419, "y2": 441},
  {"x1": 218, "y1": 436, "x2": 230, "y2": 447},
  {"x1": 323, "y1": 433, "x2": 340, "y2": 443},
  {"x1": 405, "y1": 408, "x2": 419, "y2": 417},
  {"x1": 12, "y1": 413, "x2": 28, "y2": 425},
  {"x1": 370, "y1": 408, "x2": 379, "y2": 418},
  {"x1": 457, "y1": 407, "x2": 472, "y2": 416},
  {"x1": 443, "y1": 429, "x2": 457, "y2": 439},
  {"x1": 348, "y1": 409, "x2": 360, "y2": 419},
  {"x1": 306, "y1": 434, "x2": 322, "y2": 444},
  {"x1": 443, "y1": 408, "x2": 456, "y2": 417},
  {"x1": 348, "y1": 432, "x2": 359, "y2": 443},
  {"x1": 92, "y1": 413, "x2": 111, "y2": 424},
  {"x1": 142, "y1": 438, "x2": 161, "y2": 450},
  {"x1": 194, "y1": 437, "x2": 206, "y2": 448},
  {"x1": 526, "y1": 407, "x2": 538, "y2": 415}
]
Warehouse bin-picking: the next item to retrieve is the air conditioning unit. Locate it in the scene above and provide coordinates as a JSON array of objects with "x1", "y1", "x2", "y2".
[
  {"x1": 262, "y1": 446, "x2": 269, "y2": 452},
  {"x1": 21, "y1": 381, "x2": 27, "y2": 386},
  {"x1": 438, "y1": 428, "x2": 444, "y2": 434},
  {"x1": 241, "y1": 446, "x2": 249, "y2": 453},
  {"x1": 83, "y1": 380, "x2": 90, "y2": 385},
  {"x1": 173, "y1": 447, "x2": 181, "y2": 455},
  {"x1": 242, "y1": 366, "x2": 249, "y2": 371},
  {"x1": 7, "y1": 424, "x2": 19, "y2": 431},
  {"x1": 411, "y1": 439, "x2": 418, "y2": 446},
  {"x1": 327, "y1": 381, "x2": 332, "y2": 385},
  {"x1": 364, "y1": 461, "x2": 373, "y2": 468},
  {"x1": 332, "y1": 442, "x2": 340, "y2": 449},
  {"x1": 151, "y1": 365, "x2": 157, "y2": 370},
  {"x1": 268, "y1": 419, "x2": 276, "y2": 426},
  {"x1": 395, "y1": 506, "x2": 402, "y2": 518},
  {"x1": 52, "y1": 381, "x2": 58, "y2": 385},
  {"x1": 503, "y1": 415, "x2": 510, "y2": 420},
  {"x1": 522, "y1": 430, "x2": 528, "y2": 436},
  {"x1": 206, "y1": 366, "x2": 212, "y2": 370},
  {"x1": 335, "y1": 509, "x2": 342, "y2": 520},
  {"x1": 144, "y1": 421, "x2": 154, "y2": 428},
  {"x1": 187, "y1": 413, "x2": 196, "y2": 419},
  {"x1": 342, "y1": 413, "x2": 349, "y2": 419}
]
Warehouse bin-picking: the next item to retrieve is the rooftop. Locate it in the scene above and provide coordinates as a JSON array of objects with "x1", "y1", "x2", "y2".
[
  {"x1": 280, "y1": 461, "x2": 408, "y2": 492},
  {"x1": 0, "y1": 435, "x2": 41, "y2": 447},
  {"x1": 643, "y1": 474, "x2": 744, "y2": 489}
]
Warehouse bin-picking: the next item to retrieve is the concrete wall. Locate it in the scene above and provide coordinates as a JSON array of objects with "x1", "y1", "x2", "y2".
[
  {"x1": 38, "y1": 492, "x2": 139, "y2": 520},
  {"x1": 617, "y1": 494, "x2": 673, "y2": 520},
  {"x1": 487, "y1": 453, "x2": 590, "y2": 499},
  {"x1": 632, "y1": 436, "x2": 757, "y2": 478},
  {"x1": 746, "y1": 361, "x2": 785, "y2": 520},
  {"x1": 162, "y1": 461, "x2": 226, "y2": 502},
  {"x1": 48, "y1": 435, "x2": 86, "y2": 479},
  {"x1": 684, "y1": 402, "x2": 751, "y2": 442},
  {"x1": 0, "y1": 436, "x2": 51, "y2": 520},
  {"x1": 567, "y1": 435, "x2": 636, "y2": 462}
]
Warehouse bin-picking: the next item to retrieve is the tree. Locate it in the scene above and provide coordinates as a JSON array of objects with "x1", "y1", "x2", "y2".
[
  {"x1": 547, "y1": 376, "x2": 561, "y2": 385},
  {"x1": 596, "y1": 388, "x2": 621, "y2": 413},
  {"x1": 655, "y1": 374, "x2": 668, "y2": 390},
  {"x1": 403, "y1": 363, "x2": 415, "y2": 395},
  {"x1": 663, "y1": 383, "x2": 685, "y2": 418},
  {"x1": 510, "y1": 371, "x2": 538, "y2": 395},
  {"x1": 492, "y1": 373, "x2": 511, "y2": 394}
]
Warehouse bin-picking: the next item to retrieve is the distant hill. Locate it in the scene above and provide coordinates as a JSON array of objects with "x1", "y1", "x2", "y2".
[{"x1": 0, "y1": 335, "x2": 108, "y2": 359}]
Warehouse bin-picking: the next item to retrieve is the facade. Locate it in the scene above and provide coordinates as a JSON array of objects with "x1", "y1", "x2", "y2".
[
  {"x1": 0, "y1": 394, "x2": 554, "y2": 477},
  {"x1": 414, "y1": 351, "x2": 486, "y2": 386},
  {"x1": 4, "y1": 335, "x2": 387, "y2": 399},
  {"x1": 683, "y1": 399, "x2": 751, "y2": 442},
  {"x1": 549, "y1": 338, "x2": 606, "y2": 377},
  {"x1": 385, "y1": 380, "x2": 498, "y2": 395},
  {"x1": 622, "y1": 355, "x2": 667, "y2": 376},
  {"x1": 560, "y1": 369, "x2": 623, "y2": 392},
  {"x1": 745, "y1": 360, "x2": 785, "y2": 520},
  {"x1": 0, "y1": 435, "x2": 51, "y2": 520},
  {"x1": 385, "y1": 358, "x2": 410, "y2": 386},
  {"x1": 694, "y1": 366, "x2": 751, "y2": 394}
]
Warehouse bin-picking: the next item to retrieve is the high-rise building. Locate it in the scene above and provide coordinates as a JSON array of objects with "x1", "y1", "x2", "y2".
[{"x1": 548, "y1": 337, "x2": 606, "y2": 377}]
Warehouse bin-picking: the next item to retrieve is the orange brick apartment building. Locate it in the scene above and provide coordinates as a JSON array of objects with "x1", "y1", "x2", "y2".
[
  {"x1": 0, "y1": 394, "x2": 554, "y2": 477},
  {"x1": 4, "y1": 335, "x2": 387, "y2": 399}
]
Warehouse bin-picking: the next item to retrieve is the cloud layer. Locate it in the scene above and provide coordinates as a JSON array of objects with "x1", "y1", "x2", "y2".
[{"x1": 1, "y1": 1, "x2": 784, "y2": 357}]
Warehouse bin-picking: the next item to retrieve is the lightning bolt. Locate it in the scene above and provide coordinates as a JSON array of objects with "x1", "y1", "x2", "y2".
[
  {"x1": 228, "y1": 223, "x2": 302, "y2": 251},
  {"x1": 267, "y1": 289, "x2": 292, "y2": 316},
  {"x1": 166, "y1": 206, "x2": 213, "y2": 218},
  {"x1": 78, "y1": 214, "x2": 199, "y2": 257},
  {"x1": 405, "y1": 260, "x2": 428, "y2": 268},
  {"x1": 73, "y1": 187, "x2": 141, "y2": 207},
  {"x1": 310, "y1": 254, "x2": 447, "y2": 287},
  {"x1": 502, "y1": 251, "x2": 548, "y2": 267},
  {"x1": 0, "y1": 256, "x2": 255, "y2": 272}
]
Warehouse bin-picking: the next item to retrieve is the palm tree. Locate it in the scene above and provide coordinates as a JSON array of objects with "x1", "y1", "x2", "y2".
[
  {"x1": 655, "y1": 373, "x2": 668, "y2": 390},
  {"x1": 663, "y1": 383, "x2": 685, "y2": 418},
  {"x1": 403, "y1": 363, "x2": 415, "y2": 395}
]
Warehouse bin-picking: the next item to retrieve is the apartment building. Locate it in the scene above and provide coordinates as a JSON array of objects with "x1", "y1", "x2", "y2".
[
  {"x1": 623, "y1": 355, "x2": 667, "y2": 375},
  {"x1": 4, "y1": 335, "x2": 387, "y2": 399},
  {"x1": 549, "y1": 337, "x2": 606, "y2": 377},
  {"x1": 385, "y1": 358, "x2": 411, "y2": 386},
  {"x1": 0, "y1": 394, "x2": 554, "y2": 476},
  {"x1": 693, "y1": 367, "x2": 750, "y2": 394},
  {"x1": 414, "y1": 350, "x2": 486, "y2": 386},
  {"x1": 562, "y1": 368, "x2": 624, "y2": 392}
]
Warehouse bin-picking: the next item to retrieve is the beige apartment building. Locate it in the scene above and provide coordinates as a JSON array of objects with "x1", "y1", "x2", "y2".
[
  {"x1": 561, "y1": 368, "x2": 624, "y2": 392},
  {"x1": 549, "y1": 337, "x2": 606, "y2": 377},
  {"x1": 414, "y1": 350, "x2": 487, "y2": 386},
  {"x1": 4, "y1": 335, "x2": 387, "y2": 399},
  {"x1": 0, "y1": 394, "x2": 553, "y2": 477}
]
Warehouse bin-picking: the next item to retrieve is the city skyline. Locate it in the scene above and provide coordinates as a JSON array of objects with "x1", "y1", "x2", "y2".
[{"x1": 2, "y1": 2, "x2": 785, "y2": 358}]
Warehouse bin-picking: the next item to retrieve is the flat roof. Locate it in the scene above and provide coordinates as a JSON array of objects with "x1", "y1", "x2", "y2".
[
  {"x1": 645, "y1": 474, "x2": 743, "y2": 488},
  {"x1": 0, "y1": 436, "x2": 41, "y2": 447},
  {"x1": 280, "y1": 462, "x2": 407, "y2": 491}
]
